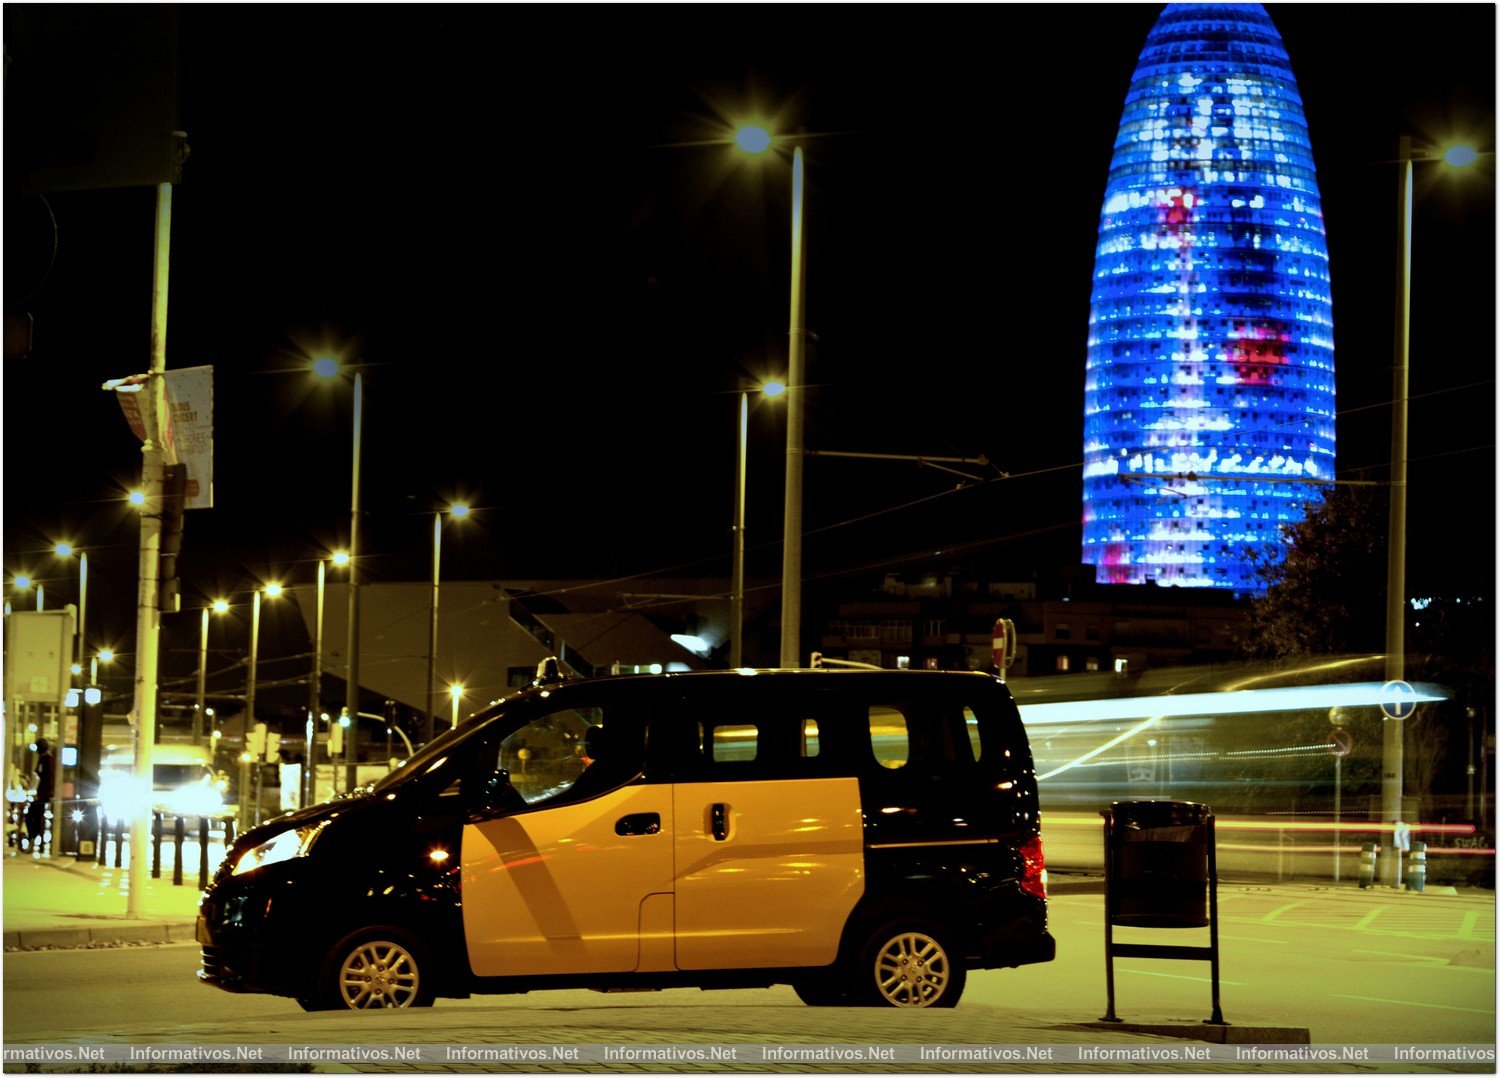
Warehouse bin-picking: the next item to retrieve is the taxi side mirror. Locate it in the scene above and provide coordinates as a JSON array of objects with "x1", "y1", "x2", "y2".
[{"x1": 467, "y1": 768, "x2": 525, "y2": 823}]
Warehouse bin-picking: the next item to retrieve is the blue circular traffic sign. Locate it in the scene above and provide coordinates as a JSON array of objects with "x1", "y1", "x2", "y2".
[{"x1": 1381, "y1": 679, "x2": 1418, "y2": 720}]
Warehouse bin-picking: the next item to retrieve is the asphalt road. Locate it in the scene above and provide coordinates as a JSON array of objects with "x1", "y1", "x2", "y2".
[{"x1": 2, "y1": 884, "x2": 1492, "y2": 1046}]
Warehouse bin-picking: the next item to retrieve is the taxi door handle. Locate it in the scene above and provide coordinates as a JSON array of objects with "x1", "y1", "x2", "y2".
[
  {"x1": 711, "y1": 803, "x2": 728, "y2": 841},
  {"x1": 615, "y1": 813, "x2": 661, "y2": 836}
]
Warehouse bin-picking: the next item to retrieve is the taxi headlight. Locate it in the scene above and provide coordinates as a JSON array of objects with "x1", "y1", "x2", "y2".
[{"x1": 231, "y1": 821, "x2": 327, "y2": 876}]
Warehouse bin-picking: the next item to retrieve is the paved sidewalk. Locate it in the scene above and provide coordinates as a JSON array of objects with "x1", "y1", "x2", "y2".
[
  {"x1": 7, "y1": 859, "x2": 1498, "y2": 1071},
  {"x1": 2, "y1": 850, "x2": 202, "y2": 949}
]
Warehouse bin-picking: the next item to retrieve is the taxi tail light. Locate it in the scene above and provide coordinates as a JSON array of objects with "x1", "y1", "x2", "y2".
[{"x1": 1019, "y1": 835, "x2": 1047, "y2": 899}]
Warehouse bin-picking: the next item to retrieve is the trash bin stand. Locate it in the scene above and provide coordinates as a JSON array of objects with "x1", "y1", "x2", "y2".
[{"x1": 1099, "y1": 802, "x2": 1227, "y2": 1026}]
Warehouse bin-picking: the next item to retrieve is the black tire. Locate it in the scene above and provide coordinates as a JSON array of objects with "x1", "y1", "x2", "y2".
[
  {"x1": 310, "y1": 926, "x2": 437, "y2": 1010},
  {"x1": 854, "y1": 920, "x2": 965, "y2": 1008}
]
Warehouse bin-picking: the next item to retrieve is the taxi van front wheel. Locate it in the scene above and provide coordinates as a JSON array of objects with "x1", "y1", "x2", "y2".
[
  {"x1": 856, "y1": 920, "x2": 965, "y2": 1008},
  {"x1": 299, "y1": 926, "x2": 436, "y2": 1011}
]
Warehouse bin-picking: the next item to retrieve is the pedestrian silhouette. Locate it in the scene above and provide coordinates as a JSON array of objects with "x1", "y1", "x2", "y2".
[{"x1": 24, "y1": 739, "x2": 55, "y2": 853}]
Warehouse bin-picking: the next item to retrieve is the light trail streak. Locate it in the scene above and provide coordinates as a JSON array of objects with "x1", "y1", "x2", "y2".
[{"x1": 1019, "y1": 681, "x2": 1448, "y2": 727}]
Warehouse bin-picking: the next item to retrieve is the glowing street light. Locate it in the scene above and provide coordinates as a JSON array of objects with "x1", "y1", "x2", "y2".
[
  {"x1": 448, "y1": 683, "x2": 464, "y2": 730},
  {"x1": 13, "y1": 574, "x2": 42, "y2": 611}
]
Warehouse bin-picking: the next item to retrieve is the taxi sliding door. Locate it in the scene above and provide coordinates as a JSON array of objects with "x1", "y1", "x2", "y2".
[{"x1": 670, "y1": 702, "x2": 863, "y2": 971}]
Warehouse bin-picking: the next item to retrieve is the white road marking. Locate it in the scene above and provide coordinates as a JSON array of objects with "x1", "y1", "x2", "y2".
[
  {"x1": 1119, "y1": 968, "x2": 1243, "y2": 986},
  {"x1": 1334, "y1": 993, "x2": 1495, "y2": 1015}
]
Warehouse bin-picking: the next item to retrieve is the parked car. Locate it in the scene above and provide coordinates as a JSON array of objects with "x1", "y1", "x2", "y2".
[{"x1": 197, "y1": 661, "x2": 1053, "y2": 1009}]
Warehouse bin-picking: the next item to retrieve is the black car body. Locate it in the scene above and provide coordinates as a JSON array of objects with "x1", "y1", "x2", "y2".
[{"x1": 198, "y1": 667, "x2": 1054, "y2": 1009}]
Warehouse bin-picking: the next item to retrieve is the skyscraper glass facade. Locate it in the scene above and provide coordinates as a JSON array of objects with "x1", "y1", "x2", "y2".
[{"x1": 1082, "y1": 3, "x2": 1334, "y2": 592}]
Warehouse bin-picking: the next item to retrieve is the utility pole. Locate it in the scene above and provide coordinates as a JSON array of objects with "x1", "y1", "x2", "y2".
[{"x1": 126, "y1": 182, "x2": 174, "y2": 918}]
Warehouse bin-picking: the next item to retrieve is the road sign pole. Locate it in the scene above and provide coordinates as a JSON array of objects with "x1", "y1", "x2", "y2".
[
  {"x1": 1325, "y1": 725, "x2": 1353, "y2": 885},
  {"x1": 1333, "y1": 754, "x2": 1342, "y2": 883},
  {"x1": 1379, "y1": 680, "x2": 1416, "y2": 887}
]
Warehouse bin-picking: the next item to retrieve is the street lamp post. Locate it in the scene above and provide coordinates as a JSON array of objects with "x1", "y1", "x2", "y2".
[
  {"x1": 1381, "y1": 136, "x2": 1479, "y2": 884},
  {"x1": 241, "y1": 589, "x2": 261, "y2": 831},
  {"x1": 195, "y1": 602, "x2": 221, "y2": 746},
  {"x1": 307, "y1": 558, "x2": 327, "y2": 809},
  {"x1": 780, "y1": 145, "x2": 808, "y2": 669},
  {"x1": 426, "y1": 503, "x2": 468, "y2": 745},
  {"x1": 733, "y1": 127, "x2": 808, "y2": 668},
  {"x1": 53, "y1": 545, "x2": 86, "y2": 685},
  {"x1": 449, "y1": 683, "x2": 463, "y2": 730},
  {"x1": 730, "y1": 382, "x2": 786, "y2": 668},
  {"x1": 731, "y1": 390, "x2": 749, "y2": 668},
  {"x1": 196, "y1": 605, "x2": 209, "y2": 745},
  {"x1": 314, "y1": 359, "x2": 364, "y2": 795}
]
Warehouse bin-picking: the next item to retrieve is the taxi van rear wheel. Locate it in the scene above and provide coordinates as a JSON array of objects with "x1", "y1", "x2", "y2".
[
  {"x1": 301, "y1": 926, "x2": 436, "y2": 1010},
  {"x1": 856, "y1": 920, "x2": 965, "y2": 1008}
]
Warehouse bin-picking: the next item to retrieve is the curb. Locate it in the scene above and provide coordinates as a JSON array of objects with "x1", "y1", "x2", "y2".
[
  {"x1": 4, "y1": 920, "x2": 199, "y2": 950},
  {"x1": 1081, "y1": 1022, "x2": 1311, "y2": 1045}
]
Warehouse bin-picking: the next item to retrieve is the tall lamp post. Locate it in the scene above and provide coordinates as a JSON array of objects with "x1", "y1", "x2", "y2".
[
  {"x1": 731, "y1": 381, "x2": 786, "y2": 668},
  {"x1": 305, "y1": 557, "x2": 331, "y2": 808},
  {"x1": 426, "y1": 503, "x2": 469, "y2": 745},
  {"x1": 735, "y1": 126, "x2": 808, "y2": 668},
  {"x1": 52, "y1": 544, "x2": 86, "y2": 685},
  {"x1": 196, "y1": 599, "x2": 229, "y2": 746},
  {"x1": 314, "y1": 358, "x2": 363, "y2": 794},
  {"x1": 239, "y1": 584, "x2": 281, "y2": 829},
  {"x1": 1381, "y1": 137, "x2": 1479, "y2": 883}
]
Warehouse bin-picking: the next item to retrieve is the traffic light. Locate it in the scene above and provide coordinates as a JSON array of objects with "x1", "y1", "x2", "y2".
[
  {"x1": 158, "y1": 462, "x2": 188, "y2": 613},
  {"x1": 247, "y1": 722, "x2": 267, "y2": 757},
  {"x1": 264, "y1": 731, "x2": 281, "y2": 763}
]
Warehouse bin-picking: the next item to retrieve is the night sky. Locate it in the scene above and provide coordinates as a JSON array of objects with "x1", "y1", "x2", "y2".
[{"x1": 3, "y1": 4, "x2": 1495, "y2": 671}]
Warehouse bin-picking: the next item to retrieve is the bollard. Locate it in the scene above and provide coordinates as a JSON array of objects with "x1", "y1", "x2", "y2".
[
  {"x1": 151, "y1": 812, "x2": 163, "y2": 879},
  {"x1": 112, "y1": 818, "x2": 124, "y2": 868},
  {"x1": 1358, "y1": 841, "x2": 1378, "y2": 888},
  {"x1": 199, "y1": 817, "x2": 211, "y2": 890},
  {"x1": 172, "y1": 816, "x2": 186, "y2": 886},
  {"x1": 96, "y1": 809, "x2": 107, "y2": 866},
  {"x1": 1406, "y1": 841, "x2": 1427, "y2": 893}
]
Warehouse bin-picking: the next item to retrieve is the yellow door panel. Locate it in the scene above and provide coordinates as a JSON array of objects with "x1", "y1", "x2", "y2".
[
  {"x1": 462, "y1": 786, "x2": 672, "y2": 977},
  {"x1": 673, "y1": 777, "x2": 863, "y2": 971}
]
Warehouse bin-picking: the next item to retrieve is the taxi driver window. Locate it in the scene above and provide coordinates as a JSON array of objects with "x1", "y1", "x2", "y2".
[
  {"x1": 496, "y1": 704, "x2": 643, "y2": 806},
  {"x1": 499, "y1": 706, "x2": 599, "y2": 804}
]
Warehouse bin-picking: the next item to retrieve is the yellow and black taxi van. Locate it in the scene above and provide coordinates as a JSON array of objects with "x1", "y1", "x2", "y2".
[{"x1": 197, "y1": 665, "x2": 1053, "y2": 1009}]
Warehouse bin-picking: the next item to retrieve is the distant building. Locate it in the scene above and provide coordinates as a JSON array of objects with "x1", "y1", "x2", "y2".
[
  {"x1": 815, "y1": 568, "x2": 1247, "y2": 677},
  {"x1": 1082, "y1": 3, "x2": 1335, "y2": 592}
]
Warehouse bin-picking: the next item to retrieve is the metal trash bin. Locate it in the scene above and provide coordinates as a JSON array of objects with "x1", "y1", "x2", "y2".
[
  {"x1": 1100, "y1": 799, "x2": 1224, "y2": 1025},
  {"x1": 1103, "y1": 800, "x2": 1211, "y2": 928}
]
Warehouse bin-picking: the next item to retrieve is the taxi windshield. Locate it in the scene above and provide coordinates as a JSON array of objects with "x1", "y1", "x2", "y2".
[{"x1": 368, "y1": 707, "x2": 498, "y2": 795}]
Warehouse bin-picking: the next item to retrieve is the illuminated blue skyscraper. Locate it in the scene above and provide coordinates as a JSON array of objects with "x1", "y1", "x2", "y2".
[{"x1": 1082, "y1": 4, "x2": 1334, "y2": 591}]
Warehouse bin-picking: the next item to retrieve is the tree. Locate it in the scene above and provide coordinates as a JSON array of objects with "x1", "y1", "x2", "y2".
[
  {"x1": 1239, "y1": 484, "x2": 1387, "y2": 660},
  {"x1": 1241, "y1": 484, "x2": 1496, "y2": 823}
]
